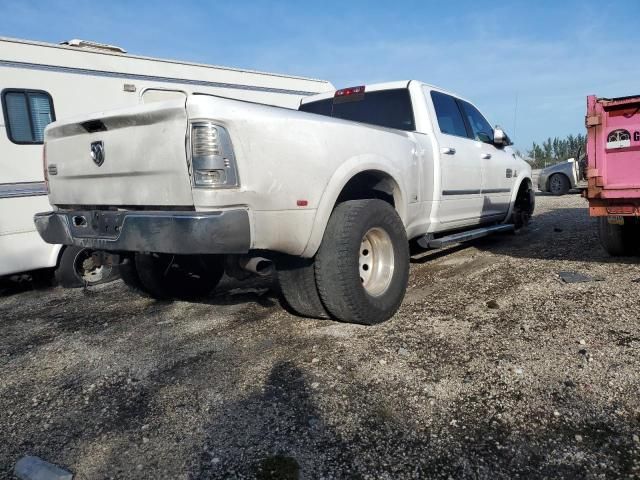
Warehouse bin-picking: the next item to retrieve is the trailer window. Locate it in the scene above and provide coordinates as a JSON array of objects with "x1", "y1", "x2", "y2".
[
  {"x1": 1, "y1": 89, "x2": 55, "y2": 145},
  {"x1": 299, "y1": 89, "x2": 415, "y2": 131}
]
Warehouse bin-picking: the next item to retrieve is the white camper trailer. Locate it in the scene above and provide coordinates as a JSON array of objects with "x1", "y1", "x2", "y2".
[{"x1": 0, "y1": 36, "x2": 334, "y2": 286}]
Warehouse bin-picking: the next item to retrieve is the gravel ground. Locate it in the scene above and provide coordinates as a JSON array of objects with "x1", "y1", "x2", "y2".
[{"x1": 1, "y1": 193, "x2": 639, "y2": 479}]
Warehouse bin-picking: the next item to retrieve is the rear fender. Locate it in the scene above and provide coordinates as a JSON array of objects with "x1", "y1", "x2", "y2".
[{"x1": 301, "y1": 156, "x2": 407, "y2": 257}]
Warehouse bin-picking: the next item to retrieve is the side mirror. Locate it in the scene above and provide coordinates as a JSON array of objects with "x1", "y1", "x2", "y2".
[
  {"x1": 493, "y1": 127, "x2": 512, "y2": 146},
  {"x1": 493, "y1": 127, "x2": 507, "y2": 146}
]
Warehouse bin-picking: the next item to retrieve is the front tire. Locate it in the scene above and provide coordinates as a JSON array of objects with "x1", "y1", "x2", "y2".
[
  {"x1": 511, "y1": 182, "x2": 535, "y2": 231},
  {"x1": 134, "y1": 253, "x2": 224, "y2": 300},
  {"x1": 315, "y1": 199, "x2": 409, "y2": 325},
  {"x1": 549, "y1": 173, "x2": 570, "y2": 195}
]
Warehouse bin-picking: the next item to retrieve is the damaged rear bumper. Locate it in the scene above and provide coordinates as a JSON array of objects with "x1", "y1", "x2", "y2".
[{"x1": 34, "y1": 209, "x2": 251, "y2": 254}]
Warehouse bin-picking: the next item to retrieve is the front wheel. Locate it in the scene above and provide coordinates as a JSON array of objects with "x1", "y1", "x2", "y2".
[
  {"x1": 549, "y1": 173, "x2": 570, "y2": 195},
  {"x1": 510, "y1": 182, "x2": 535, "y2": 231},
  {"x1": 315, "y1": 199, "x2": 409, "y2": 325}
]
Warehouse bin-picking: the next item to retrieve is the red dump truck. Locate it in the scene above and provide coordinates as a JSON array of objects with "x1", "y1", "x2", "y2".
[{"x1": 585, "y1": 94, "x2": 640, "y2": 256}]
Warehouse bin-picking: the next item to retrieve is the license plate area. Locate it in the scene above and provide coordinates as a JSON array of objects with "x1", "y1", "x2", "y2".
[
  {"x1": 607, "y1": 215, "x2": 625, "y2": 225},
  {"x1": 68, "y1": 210, "x2": 125, "y2": 239}
]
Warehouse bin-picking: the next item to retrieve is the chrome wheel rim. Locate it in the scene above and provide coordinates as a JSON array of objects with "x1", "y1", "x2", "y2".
[{"x1": 359, "y1": 227, "x2": 395, "y2": 297}]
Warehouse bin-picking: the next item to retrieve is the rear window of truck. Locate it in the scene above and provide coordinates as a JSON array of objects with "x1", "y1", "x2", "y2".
[{"x1": 299, "y1": 88, "x2": 415, "y2": 131}]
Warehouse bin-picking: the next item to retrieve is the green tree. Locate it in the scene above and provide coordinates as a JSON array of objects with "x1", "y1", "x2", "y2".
[{"x1": 526, "y1": 133, "x2": 585, "y2": 169}]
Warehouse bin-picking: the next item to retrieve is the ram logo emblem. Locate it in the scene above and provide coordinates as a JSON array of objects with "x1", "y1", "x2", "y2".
[{"x1": 90, "y1": 141, "x2": 105, "y2": 167}]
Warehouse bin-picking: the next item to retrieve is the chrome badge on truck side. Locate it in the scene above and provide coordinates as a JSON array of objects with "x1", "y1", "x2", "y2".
[{"x1": 90, "y1": 141, "x2": 105, "y2": 167}]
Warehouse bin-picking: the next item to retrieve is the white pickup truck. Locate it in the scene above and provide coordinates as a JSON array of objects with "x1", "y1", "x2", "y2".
[{"x1": 35, "y1": 80, "x2": 534, "y2": 324}]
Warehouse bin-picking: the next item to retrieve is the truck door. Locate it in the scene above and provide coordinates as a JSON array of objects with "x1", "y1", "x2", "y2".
[
  {"x1": 428, "y1": 90, "x2": 485, "y2": 227},
  {"x1": 458, "y1": 100, "x2": 513, "y2": 219}
]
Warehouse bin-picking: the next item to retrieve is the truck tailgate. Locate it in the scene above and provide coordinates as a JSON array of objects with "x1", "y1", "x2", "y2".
[{"x1": 45, "y1": 100, "x2": 193, "y2": 207}]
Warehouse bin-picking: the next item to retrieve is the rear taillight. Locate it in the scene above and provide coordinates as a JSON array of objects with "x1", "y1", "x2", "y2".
[
  {"x1": 190, "y1": 122, "x2": 238, "y2": 188},
  {"x1": 192, "y1": 123, "x2": 221, "y2": 157},
  {"x1": 607, "y1": 206, "x2": 635, "y2": 215}
]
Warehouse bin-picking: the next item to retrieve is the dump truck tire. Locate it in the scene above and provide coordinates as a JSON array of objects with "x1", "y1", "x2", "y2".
[{"x1": 598, "y1": 217, "x2": 636, "y2": 256}]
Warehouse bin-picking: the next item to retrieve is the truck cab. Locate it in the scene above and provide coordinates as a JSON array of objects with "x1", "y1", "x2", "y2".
[{"x1": 300, "y1": 81, "x2": 528, "y2": 233}]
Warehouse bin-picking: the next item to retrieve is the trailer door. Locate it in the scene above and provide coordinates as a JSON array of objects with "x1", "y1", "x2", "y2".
[{"x1": 142, "y1": 89, "x2": 187, "y2": 104}]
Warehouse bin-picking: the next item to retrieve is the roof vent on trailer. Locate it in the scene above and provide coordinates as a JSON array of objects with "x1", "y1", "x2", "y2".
[{"x1": 60, "y1": 39, "x2": 126, "y2": 54}]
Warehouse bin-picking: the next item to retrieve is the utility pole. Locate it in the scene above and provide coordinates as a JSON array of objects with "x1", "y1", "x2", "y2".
[{"x1": 512, "y1": 93, "x2": 518, "y2": 141}]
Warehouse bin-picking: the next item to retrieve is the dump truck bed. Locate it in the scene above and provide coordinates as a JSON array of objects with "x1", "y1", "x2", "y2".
[{"x1": 586, "y1": 94, "x2": 640, "y2": 216}]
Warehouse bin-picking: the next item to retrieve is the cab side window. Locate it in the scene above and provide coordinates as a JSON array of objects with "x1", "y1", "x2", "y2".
[
  {"x1": 1, "y1": 89, "x2": 55, "y2": 144},
  {"x1": 430, "y1": 91, "x2": 468, "y2": 138},
  {"x1": 459, "y1": 100, "x2": 493, "y2": 143}
]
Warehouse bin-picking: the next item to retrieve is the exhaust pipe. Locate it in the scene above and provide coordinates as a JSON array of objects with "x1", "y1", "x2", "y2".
[{"x1": 238, "y1": 256, "x2": 274, "y2": 277}]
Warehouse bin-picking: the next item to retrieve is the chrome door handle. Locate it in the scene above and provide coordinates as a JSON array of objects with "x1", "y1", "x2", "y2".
[
  {"x1": 441, "y1": 147, "x2": 456, "y2": 155},
  {"x1": 481, "y1": 153, "x2": 492, "y2": 159}
]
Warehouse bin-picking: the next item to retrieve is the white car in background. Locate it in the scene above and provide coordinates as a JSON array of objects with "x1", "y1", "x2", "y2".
[{"x1": 537, "y1": 157, "x2": 584, "y2": 195}]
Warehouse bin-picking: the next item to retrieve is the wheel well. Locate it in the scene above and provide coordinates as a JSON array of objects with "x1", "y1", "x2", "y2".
[
  {"x1": 54, "y1": 245, "x2": 67, "y2": 268},
  {"x1": 520, "y1": 177, "x2": 533, "y2": 191},
  {"x1": 516, "y1": 178, "x2": 535, "y2": 214},
  {"x1": 335, "y1": 171, "x2": 399, "y2": 209}
]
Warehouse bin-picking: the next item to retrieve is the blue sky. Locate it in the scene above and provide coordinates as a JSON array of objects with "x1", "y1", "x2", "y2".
[{"x1": 2, "y1": 0, "x2": 639, "y2": 152}]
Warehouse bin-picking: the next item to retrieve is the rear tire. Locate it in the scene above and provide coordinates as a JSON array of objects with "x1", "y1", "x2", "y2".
[
  {"x1": 598, "y1": 217, "x2": 637, "y2": 256},
  {"x1": 315, "y1": 199, "x2": 409, "y2": 325},
  {"x1": 31, "y1": 269, "x2": 55, "y2": 289},
  {"x1": 119, "y1": 255, "x2": 145, "y2": 293},
  {"x1": 549, "y1": 173, "x2": 570, "y2": 195},
  {"x1": 55, "y1": 246, "x2": 118, "y2": 288},
  {"x1": 134, "y1": 253, "x2": 224, "y2": 300},
  {"x1": 277, "y1": 255, "x2": 330, "y2": 319}
]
